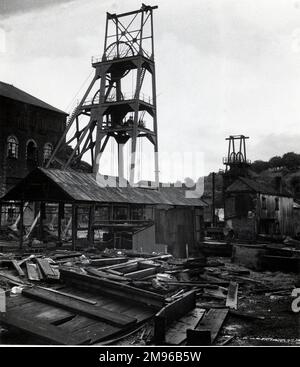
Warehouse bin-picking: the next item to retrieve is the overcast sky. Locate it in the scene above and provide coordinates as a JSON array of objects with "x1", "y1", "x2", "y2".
[{"x1": 1, "y1": 0, "x2": 300, "y2": 181}]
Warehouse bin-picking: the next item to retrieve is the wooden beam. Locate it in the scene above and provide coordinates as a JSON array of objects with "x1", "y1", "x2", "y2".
[
  {"x1": 39, "y1": 202, "x2": 45, "y2": 240},
  {"x1": 11, "y1": 260, "x2": 25, "y2": 277},
  {"x1": 37, "y1": 286, "x2": 97, "y2": 305},
  {"x1": 58, "y1": 203, "x2": 64, "y2": 242},
  {"x1": 60, "y1": 268, "x2": 164, "y2": 309},
  {"x1": 0, "y1": 272, "x2": 27, "y2": 286},
  {"x1": 125, "y1": 267, "x2": 158, "y2": 280},
  {"x1": 22, "y1": 287, "x2": 137, "y2": 327},
  {"x1": 36, "y1": 258, "x2": 59, "y2": 280},
  {"x1": 90, "y1": 257, "x2": 128, "y2": 267},
  {"x1": 26, "y1": 262, "x2": 41, "y2": 281},
  {"x1": 186, "y1": 308, "x2": 228, "y2": 345},
  {"x1": 165, "y1": 308, "x2": 205, "y2": 345},
  {"x1": 226, "y1": 281, "x2": 238, "y2": 310},
  {"x1": 86, "y1": 268, "x2": 128, "y2": 282},
  {"x1": 0, "y1": 312, "x2": 82, "y2": 345},
  {"x1": 72, "y1": 204, "x2": 77, "y2": 251},
  {"x1": 88, "y1": 205, "x2": 95, "y2": 245},
  {"x1": 154, "y1": 290, "x2": 196, "y2": 343},
  {"x1": 19, "y1": 201, "x2": 24, "y2": 249}
]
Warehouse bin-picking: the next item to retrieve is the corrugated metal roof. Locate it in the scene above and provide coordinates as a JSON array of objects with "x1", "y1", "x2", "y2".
[
  {"x1": 0, "y1": 81, "x2": 67, "y2": 115},
  {"x1": 226, "y1": 176, "x2": 292, "y2": 197},
  {"x1": 42, "y1": 169, "x2": 206, "y2": 206},
  {"x1": 1, "y1": 168, "x2": 207, "y2": 207}
]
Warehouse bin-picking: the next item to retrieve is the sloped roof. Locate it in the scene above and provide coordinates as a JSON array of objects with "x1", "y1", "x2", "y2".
[
  {"x1": 226, "y1": 176, "x2": 292, "y2": 197},
  {"x1": 0, "y1": 81, "x2": 67, "y2": 115},
  {"x1": 1, "y1": 168, "x2": 207, "y2": 207}
]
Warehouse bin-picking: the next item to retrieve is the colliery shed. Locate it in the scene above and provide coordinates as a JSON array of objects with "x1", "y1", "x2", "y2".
[
  {"x1": 225, "y1": 176, "x2": 294, "y2": 241},
  {"x1": 0, "y1": 168, "x2": 206, "y2": 257}
]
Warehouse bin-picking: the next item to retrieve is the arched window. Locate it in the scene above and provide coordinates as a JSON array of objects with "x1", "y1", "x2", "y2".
[
  {"x1": 43, "y1": 143, "x2": 53, "y2": 164},
  {"x1": 7, "y1": 135, "x2": 19, "y2": 158},
  {"x1": 26, "y1": 139, "x2": 38, "y2": 162}
]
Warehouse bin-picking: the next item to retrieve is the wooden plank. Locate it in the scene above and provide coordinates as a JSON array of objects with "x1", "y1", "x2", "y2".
[
  {"x1": 86, "y1": 268, "x2": 128, "y2": 282},
  {"x1": 105, "y1": 269, "x2": 125, "y2": 276},
  {"x1": 57, "y1": 287, "x2": 153, "y2": 322},
  {"x1": 36, "y1": 258, "x2": 59, "y2": 279},
  {"x1": 138, "y1": 261, "x2": 161, "y2": 270},
  {"x1": 11, "y1": 260, "x2": 25, "y2": 277},
  {"x1": 115, "y1": 263, "x2": 139, "y2": 274},
  {"x1": 96, "y1": 259, "x2": 138, "y2": 271},
  {"x1": 189, "y1": 308, "x2": 228, "y2": 344},
  {"x1": 57, "y1": 314, "x2": 96, "y2": 332},
  {"x1": 0, "y1": 311, "x2": 82, "y2": 345},
  {"x1": 51, "y1": 251, "x2": 82, "y2": 260},
  {"x1": 226, "y1": 281, "x2": 238, "y2": 310},
  {"x1": 37, "y1": 286, "x2": 98, "y2": 305},
  {"x1": 22, "y1": 287, "x2": 137, "y2": 327},
  {"x1": 14, "y1": 301, "x2": 74, "y2": 324},
  {"x1": 154, "y1": 290, "x2": 196, "y2": 343},
  {"x1": 90, "y1": 257, "x2": 128, "y2": 267},
  {"x1": 0, "y1": 287, "x2": 6, "y2": 312},
  {"x1": 60, "y1": 268, "x2": 165, "y2": 309},
  {"x1": 17, "y1": 255, "x2": 36, "y2": 267},
  {"x1": 133, "y1": 281, "x2": 220, "y2": 289},
  {"x1": 160, "y1": 280, "x2": 229, "y2": 286},
  {"x1": 95, "y1": 254, "x2": 171, "y2": 272},
  {"x1": 64, "y1": 277, "x2": 163, "y2": 310},
  {"x1": 125, "y1": 267, "x2": 158, "y2": 280},
  {"x1": 6, "y1": 296, "x2": 35, "y2": 309},
  {"x1": 203, "y1": 287, "x2": 227, "y2": 300},
  {"x1": 56, "y1": 313, "x2": 122, "y2": 344},
  {"x1": 26, "y1": 262, "x2": 40, "y2": 281},
  {"x1": 165, "y1": 308, "x2": 205, "y2": 345},
  {"x1": 0, "y1": 271, "x2": 27, "y2": 285},
  {"x1": 70, "y1": 321, "x2": 121, "y2": 344}
]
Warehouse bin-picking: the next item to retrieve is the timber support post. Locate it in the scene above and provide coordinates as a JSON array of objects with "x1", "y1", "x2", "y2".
[
  {"x1": 72, "y1": 204, "x2": 77, "y2": 251},
  {"x1": 88, "y1": 204, "x2": 95, "y2": 246},
  {"x1": 19, "y1": 201, "x2": 24, "y2": 249}
]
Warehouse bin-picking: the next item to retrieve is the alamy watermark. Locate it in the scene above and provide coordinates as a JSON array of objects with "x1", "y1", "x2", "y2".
[
  {"x1": 291, "y1": 288, "x2": 300, "y2": 313},
  {"x1": 95, "y1": 150, "x2": 206, "y2": 199}
]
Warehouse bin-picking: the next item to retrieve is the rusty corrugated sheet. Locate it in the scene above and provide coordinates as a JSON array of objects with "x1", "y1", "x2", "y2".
[
  {"x1": 226, "y1": 177, "x2": 292, "y2": 197},
  {"x1": 40, "y1": 168, "x2": 206, "y2": 207}
]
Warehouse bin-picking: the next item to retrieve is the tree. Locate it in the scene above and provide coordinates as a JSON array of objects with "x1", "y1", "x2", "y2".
[
  {"x1": 251, "y1": 160, "x2": 270, "y2": 173},
  {"x1": 281, "y1": 152, "x2": 300, "y2": 169},
  {"x1": 269, "y1": 156, "x2": 282, "y2": 168}
]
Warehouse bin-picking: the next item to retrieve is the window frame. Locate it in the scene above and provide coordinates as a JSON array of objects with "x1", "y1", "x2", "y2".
[
  {"x1": 6, "y1": 135, "x2": 19, "y2": 159},
  {"x1": 43, "y1": 142, "x2": 53, "y2": 164}
]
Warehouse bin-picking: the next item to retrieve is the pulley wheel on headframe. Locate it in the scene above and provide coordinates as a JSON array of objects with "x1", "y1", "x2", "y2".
[{"x1": 105, "y1": 41, "x2": 134, "y2": 77}]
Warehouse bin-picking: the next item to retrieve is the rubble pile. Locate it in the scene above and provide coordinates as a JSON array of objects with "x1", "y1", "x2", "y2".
[{"x1": 0, "y1": 245, "x2": 299, "y2": 346}]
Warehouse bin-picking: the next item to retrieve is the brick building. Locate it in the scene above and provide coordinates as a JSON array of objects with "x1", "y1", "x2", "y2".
[{"x1": 0, "y1": 81, "x2": 67, "y2": 196}]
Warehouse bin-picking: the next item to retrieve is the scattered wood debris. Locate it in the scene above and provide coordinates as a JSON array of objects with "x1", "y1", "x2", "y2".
[{"x1": 0, "y1": 244, "x2": 298, "y2": 346}]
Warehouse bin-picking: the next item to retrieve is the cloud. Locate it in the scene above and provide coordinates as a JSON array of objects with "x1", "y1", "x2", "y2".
[
  {"x1": 1, "y1": 0, "x2": 300, "y2": 181},
  {"x1": 250, "y1": 133, "x2": 300, "y2": 162},
  {"x1": 0, "y1": 0, "x2": 76, "y2": 17}
]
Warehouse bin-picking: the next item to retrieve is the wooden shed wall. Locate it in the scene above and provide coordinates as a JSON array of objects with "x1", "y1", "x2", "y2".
[{"x1": 155, "y1": 207, "x2": 196, "y2": 257}]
